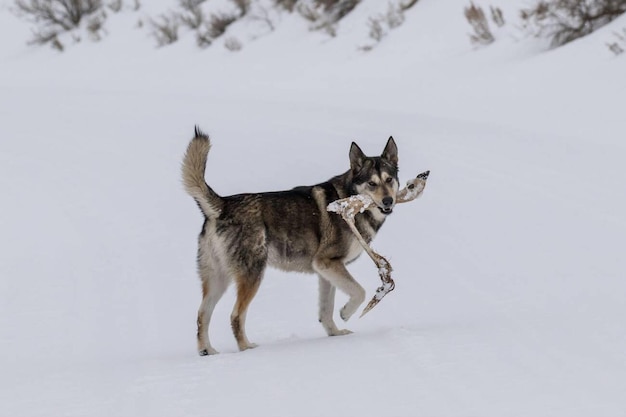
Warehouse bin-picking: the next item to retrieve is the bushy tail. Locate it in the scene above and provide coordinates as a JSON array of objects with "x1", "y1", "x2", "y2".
[{"x1": 182, "y1": 126, "x2": 223, "y2": 218}]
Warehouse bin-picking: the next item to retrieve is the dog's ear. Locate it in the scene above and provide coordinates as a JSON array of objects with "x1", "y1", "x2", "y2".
[
  {"x1": 349, "y1": 142, "x2": 366, "y2": 172},
  {"x1": 381, "y1": 136, "x2": 398, "y2": 165}
]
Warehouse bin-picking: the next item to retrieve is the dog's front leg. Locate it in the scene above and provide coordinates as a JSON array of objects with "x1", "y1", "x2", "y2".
[
  {"x1": 318, "y1": 277, "x2": 353, "y2": 336},
  {"x1": 313, "y1": 258, "x2": 366, "y2": 324}
]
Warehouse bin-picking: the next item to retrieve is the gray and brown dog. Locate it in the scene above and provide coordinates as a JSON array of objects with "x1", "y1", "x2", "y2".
[{"x1": 182, "y1": 127, "x2": 399, "y2": 355}]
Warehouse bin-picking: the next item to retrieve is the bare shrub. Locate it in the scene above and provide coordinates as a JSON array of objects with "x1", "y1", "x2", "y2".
[
  {"x1": 224, "y1": 36, "x2": 242, "y2": 51},
  {"x1": 230, "y1": 0, "x2": 250, "y2": 16},
  {"x1": 179, "y1": 4, "x2": 204, "y2": 29},
  {"x1": 208, "y1": 12, "x2": 237, "y2": 38},
  {"x1": 464, "y1": 2, "x2": 495, "y2": 45},
  {"x1": 490, "y1": 5, "x2": 504, "y2": 27},
  {"x1": 368, "y1": 16, "x2": 385, "y2": 42},
  {"x1": 304, "y1": 0, "x2": 359, "y2": 35},
  {"x1": 86, "y1": 10, "x2": 106, "y2": 40},
  {"x1": 315, "y1": 0, "x2": 360, "y2": 23},
  {"x1": 299, "y1": 0, "x2": 361, "y2": 27},
  {"x1": 196, "y1": 23, "x2": 212, "y2": 48},
  {"x1": 250, "y1": 4, "x2": 275, "y2": 31},
  {"x1": 149, "y1": 13, "x2": 179, "y2": 46},
  {"x1": 323, "y1": 22, "x2": 337, "y2": 36},
  {"x1": 520, "y1": 0, "x2": 626, "y2": 47},
  {"x1": 14, "y1": 0, "x2": 102, "y2": 29},
  {"x1": 177, "y1": 0, "x2": 205, "y2": 29},
  {"x1": 275, "y1": 0, "x2": 297, "y2": 12},
  {"x1": 30, "y1": 30, "x2": 59, "y2": 46},
  {"x1": 606, "y1": 40, "x2": 624, "y2": 54},
  {"x1": 386, "y1": 2, "x2": 405, "y2": 29},
  {"x1": 178, "y1": 0, "x2": 205, "y2": 9},
  {"x1": 132, "y1": 0, "x2": 140, "y2": 10},
  {"x1": 107, "y1": 0, "x2": 121, "y2": 12},
  {"x1": 51, "y1": 35, "x2": 64, "y2": 50},
  {"x1": 606, "y1": 27, "x2": 626, "y2": 54},
  {"x1": 297, "y1": 2, "x2": 320, "y2": 22},
  {"x1": 400, "y1": 0, "x2": 419, "y2": 10},
  {"x1": 13, "y1": 0, "x2": 103, "y2": 46},
  {"x1": 360, "y1": 3, "x2": 406, "y2": 51}
]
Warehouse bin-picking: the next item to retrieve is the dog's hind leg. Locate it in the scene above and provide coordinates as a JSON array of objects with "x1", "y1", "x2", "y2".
[
  {"x1": 318, "y1": 276, "x2": 353, "y2": 336},
  {"x1": 197, "y1": 267, "x2": 230, "y2": 356},
  {"x1": 313, "y1": 258, "x2": 366, "y2": 323},
  {"x1": 231, "y1": 275, "x2": 263, "y2": 351}
]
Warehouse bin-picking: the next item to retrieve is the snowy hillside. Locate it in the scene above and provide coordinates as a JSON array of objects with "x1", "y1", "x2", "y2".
[{"x1": 1, "y1": 0, "x2": 626, "y2": 416}]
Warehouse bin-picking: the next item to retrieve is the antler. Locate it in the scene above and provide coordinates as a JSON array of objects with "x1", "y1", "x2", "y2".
[{"x1": 327, "y1": 171, "x2": 429, "y2": 317}]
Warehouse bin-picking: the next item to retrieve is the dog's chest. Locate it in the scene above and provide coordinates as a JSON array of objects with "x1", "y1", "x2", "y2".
[
  {"x1": 343, "y1": 213, "x2": 381, "y2": 263},
  {"x1": 344, "y1": 236, "x2": 365, "y2": 263}
]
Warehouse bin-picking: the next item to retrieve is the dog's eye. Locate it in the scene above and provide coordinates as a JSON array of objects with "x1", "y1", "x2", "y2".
[
  {"x1": 368, "y1": 181, "x2": 377, "y2": 187},
  {"x1": 385, "y1": 177, "x2": 393, "y2": 184}
]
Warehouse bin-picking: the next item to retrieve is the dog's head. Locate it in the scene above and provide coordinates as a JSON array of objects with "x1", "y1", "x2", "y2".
[{"x1": 350, "y1": 137, "x2": 399, "y2": 215}]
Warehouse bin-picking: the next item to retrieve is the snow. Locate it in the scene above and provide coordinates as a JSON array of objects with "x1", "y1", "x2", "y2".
[{"x1": 1, "y1": 0, "x2": 626, "y2": 416}]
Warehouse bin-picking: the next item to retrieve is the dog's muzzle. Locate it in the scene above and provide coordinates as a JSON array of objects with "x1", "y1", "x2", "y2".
[{"x1": 380, "y1": 196, "x2": 394, "y2": 214}]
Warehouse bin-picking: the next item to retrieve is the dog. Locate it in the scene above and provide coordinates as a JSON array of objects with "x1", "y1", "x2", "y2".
[{"x1": 182, "y1": 127, "x2": 399, "y2": 355}]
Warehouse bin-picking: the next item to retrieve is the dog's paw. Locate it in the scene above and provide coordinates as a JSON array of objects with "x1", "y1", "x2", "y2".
[
  {"x1": 239, "y1": 342, "x2": 258, "y2": 351},
  {"x1": 199, "y1": 346, "x2": 219, "y2": 356},
  {"x1": 340, "y1": 305, "x2": 357, "y2": 322},
  {"x1": 330, "y1": 328, "x2": 353, "y2": 336}
]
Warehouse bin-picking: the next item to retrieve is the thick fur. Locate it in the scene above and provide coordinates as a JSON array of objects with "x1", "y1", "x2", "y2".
[{"x1": 182, "y1": 127, "x2": 399, "y2": 355}]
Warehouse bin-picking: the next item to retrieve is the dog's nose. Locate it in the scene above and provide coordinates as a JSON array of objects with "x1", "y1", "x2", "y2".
[{"x1": 382, "y1": 197, "x2": 393, "y2": 207}]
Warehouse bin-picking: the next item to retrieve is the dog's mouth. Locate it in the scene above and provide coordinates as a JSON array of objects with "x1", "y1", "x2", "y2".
[{"x1": 378, "y1": 207, "x2": 393, "y2": 215}]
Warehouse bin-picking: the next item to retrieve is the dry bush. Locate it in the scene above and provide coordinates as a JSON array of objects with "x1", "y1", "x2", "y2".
[
  {"x1": 50, "y1": 35, "x2": 64, "y2": 50},
  {"x1": 250, "y1": 4, "x2": 275, "y2": 31},
  {"x1": 606, "y1": 40, "x2": 624, "y2": 54},
  {"x1": 400, "y1": 0, "x2": 419, "y2": 10},
  {"x1": 386, "y1": 2, "x2": 405, "y2": 29},
  {"x1": 177, "y1": 0, "x2": 205, "y2": 29},
  {"x1": 86, "y1": 10, "x2": 106, "y2": 40},
  {"x1": 178, "y1": 0, "x2": 205, "y2": 9},
  {"x1": 230, "y1": 0, "x2": 250, "y2": 16},
  {"x1": 315, "y1": 0, "x2": 360, "y2": 23},
  {"x1": 149, "y1": 13, "x2": 179, "y2": 46},
  {"x1": 196, "y1": 23, "x2": 212, "y2": 47},
  {"x1": 606, "y1": 26, "x2": 626, "y2": 54},
  {"x1": 297, "y1": 0, "x2": 360, "y2": 25},
  {"x1": 464, "y1": 2, "x2": 495, "y2": 45},
  {"x1": 13, "y1": 0, "x2": 103, "y2": 46},
  {"x1": 297, "y1": 2, "x2": 320, "y2": 21},
  {"x1": 323, "y1": 22, "x2": 337, "y2": 36},
  {"x1": 302, "y1": 0, "x2": 360, "y2": 36},
  {"x1": 275, "y1": 0, "x2": 297, "y2": 12},
  {"x1": 224, "y1": 36, "x2": 243, "y2": 51},
  {"x1": 521, "y1": 0, "x2": 626, "y2": 47},
  {"x1": 14, "y1": 0, "x2": 102, "y2": 29},
  {"x1": 107, "y1": 0, "x2": 121, "y2": 12},
  {"x1": 490, "y1": 5, "x2": 504, "y2": 27},
  {"x1": 179, "y1": 5, "x2": 204, "y2": 29},
  {"x1": 208, "y1": 12, "x2": 237, "y2": 38},
  {"x1": 368, "y1": 16, "x2": 385, "y2": 41},
  {"x1": 359, "y1": 2, "x2": 407, "y2": 51}
]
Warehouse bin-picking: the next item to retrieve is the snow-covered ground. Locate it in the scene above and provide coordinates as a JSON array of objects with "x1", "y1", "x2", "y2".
[{"x1": 1, "y1": 0, "x2": 625, "y2": 415}]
